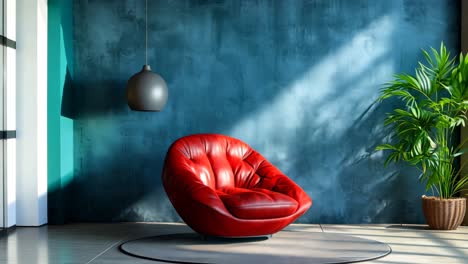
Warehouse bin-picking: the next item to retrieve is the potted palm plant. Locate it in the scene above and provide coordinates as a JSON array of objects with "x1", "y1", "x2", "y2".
[{"x1": 377, "y1": 43, "x2": 468, "y2": 230}]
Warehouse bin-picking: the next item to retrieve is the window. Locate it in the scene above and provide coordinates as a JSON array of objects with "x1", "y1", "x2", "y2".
[{"x1": 0, "y1": 0, "x2": 16, "y2": 229}]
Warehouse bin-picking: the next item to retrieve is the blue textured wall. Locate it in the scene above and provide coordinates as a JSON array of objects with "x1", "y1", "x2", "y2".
[{"x1": 70, "y1": 0, "x2": 460, "y2": 223}]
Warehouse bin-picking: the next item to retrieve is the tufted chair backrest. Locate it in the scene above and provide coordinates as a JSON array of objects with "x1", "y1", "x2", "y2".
[{"x1": 163, "y1": 134, "x2": 267, "y2": 190}]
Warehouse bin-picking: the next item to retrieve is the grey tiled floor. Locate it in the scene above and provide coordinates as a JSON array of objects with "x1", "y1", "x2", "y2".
[{"x1": 0, "y1": 223, "x2": 466, "y2": 263}]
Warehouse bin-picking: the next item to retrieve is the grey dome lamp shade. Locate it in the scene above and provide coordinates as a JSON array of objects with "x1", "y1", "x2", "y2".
[
  {"x1": 127, "y1": 65, "x2": 168, "y2": 111},
  {"x1": 126, "y1": 0, "x2": 168, "y2": 112}
]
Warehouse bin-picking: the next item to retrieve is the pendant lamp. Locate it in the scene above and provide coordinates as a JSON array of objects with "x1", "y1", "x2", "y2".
[{"x1": 126, "y1": 0, "x2": 168, "y2": 111}]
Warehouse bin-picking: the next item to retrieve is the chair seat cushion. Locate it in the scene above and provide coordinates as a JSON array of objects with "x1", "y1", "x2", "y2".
[{"x1": 216, "y1": 187, "x2": 298, "y2": 219}]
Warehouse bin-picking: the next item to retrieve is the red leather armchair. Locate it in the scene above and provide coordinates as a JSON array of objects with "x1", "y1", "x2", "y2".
[{"x1": 162, "y1": 134, "x2": 312, "y2": 237}]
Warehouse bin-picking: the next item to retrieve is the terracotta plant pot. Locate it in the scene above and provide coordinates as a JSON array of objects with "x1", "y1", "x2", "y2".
[{"x1": 422, "y1": 195, "x2": 466, "y2": 230}]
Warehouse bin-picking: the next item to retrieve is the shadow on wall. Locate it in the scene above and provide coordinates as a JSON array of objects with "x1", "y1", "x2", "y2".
[
  {"x1": 61, "y1": 69, "x2": 75, "y2": 119},
  {"x1": 65, "y1": 0, "x2": 460, "y2": 223}
]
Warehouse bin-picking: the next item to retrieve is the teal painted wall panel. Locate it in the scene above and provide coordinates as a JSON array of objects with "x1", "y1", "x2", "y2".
[
  {"x1": 48, "y1": 0, "x2": 74, "y2": 224},
  {"x1": 68, "y1": 0, "x2": 460, "y2": 223}
]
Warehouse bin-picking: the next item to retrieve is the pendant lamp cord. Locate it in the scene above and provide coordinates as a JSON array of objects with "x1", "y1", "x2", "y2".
[{"x1": 145, "y1": 0, "x2": 148, "y2": 65}]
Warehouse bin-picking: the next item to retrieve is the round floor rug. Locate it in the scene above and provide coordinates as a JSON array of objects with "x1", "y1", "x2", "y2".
[{"x1": 120, "y1": 231, "x2": 391, "y2": 264}]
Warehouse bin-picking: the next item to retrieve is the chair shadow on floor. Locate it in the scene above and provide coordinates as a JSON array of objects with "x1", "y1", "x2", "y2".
[{"x1": 146, "y1": 233, "x2": 270, "y2": 246}]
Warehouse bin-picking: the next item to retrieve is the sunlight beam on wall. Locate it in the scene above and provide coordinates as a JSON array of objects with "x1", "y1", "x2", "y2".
[{"x1": 227, "y1": 15, "x2": 396, "y2": 221}]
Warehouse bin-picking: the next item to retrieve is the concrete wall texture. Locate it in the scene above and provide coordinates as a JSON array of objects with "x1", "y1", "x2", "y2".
[{"x1": 67, "y1": 0, "x2": 460, "y2": 224}]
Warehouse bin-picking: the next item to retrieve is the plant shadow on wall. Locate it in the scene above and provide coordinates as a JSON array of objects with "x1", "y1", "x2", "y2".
[{"x1": 66, "y1": 0, "x2": 459, "y2": 223}]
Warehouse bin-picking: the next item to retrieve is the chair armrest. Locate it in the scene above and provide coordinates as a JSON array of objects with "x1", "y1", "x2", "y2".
[
  {"x1": 255, "y1": 160, "x2": 311, "y2": 207},
  {"x1": 162, "y1": 163, "x2": 232, "y2": 217},
  {"x1": 270, "y1": 175, "x2": 311, "y2": 207},
  {"x1": 185, "y1": 181, "x2": 232, "y2": 216}
]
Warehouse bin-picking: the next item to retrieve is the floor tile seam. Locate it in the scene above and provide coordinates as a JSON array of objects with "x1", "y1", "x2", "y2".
[{"x1": 85, "y1": 238, "x2": 125, "y2": 264}]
